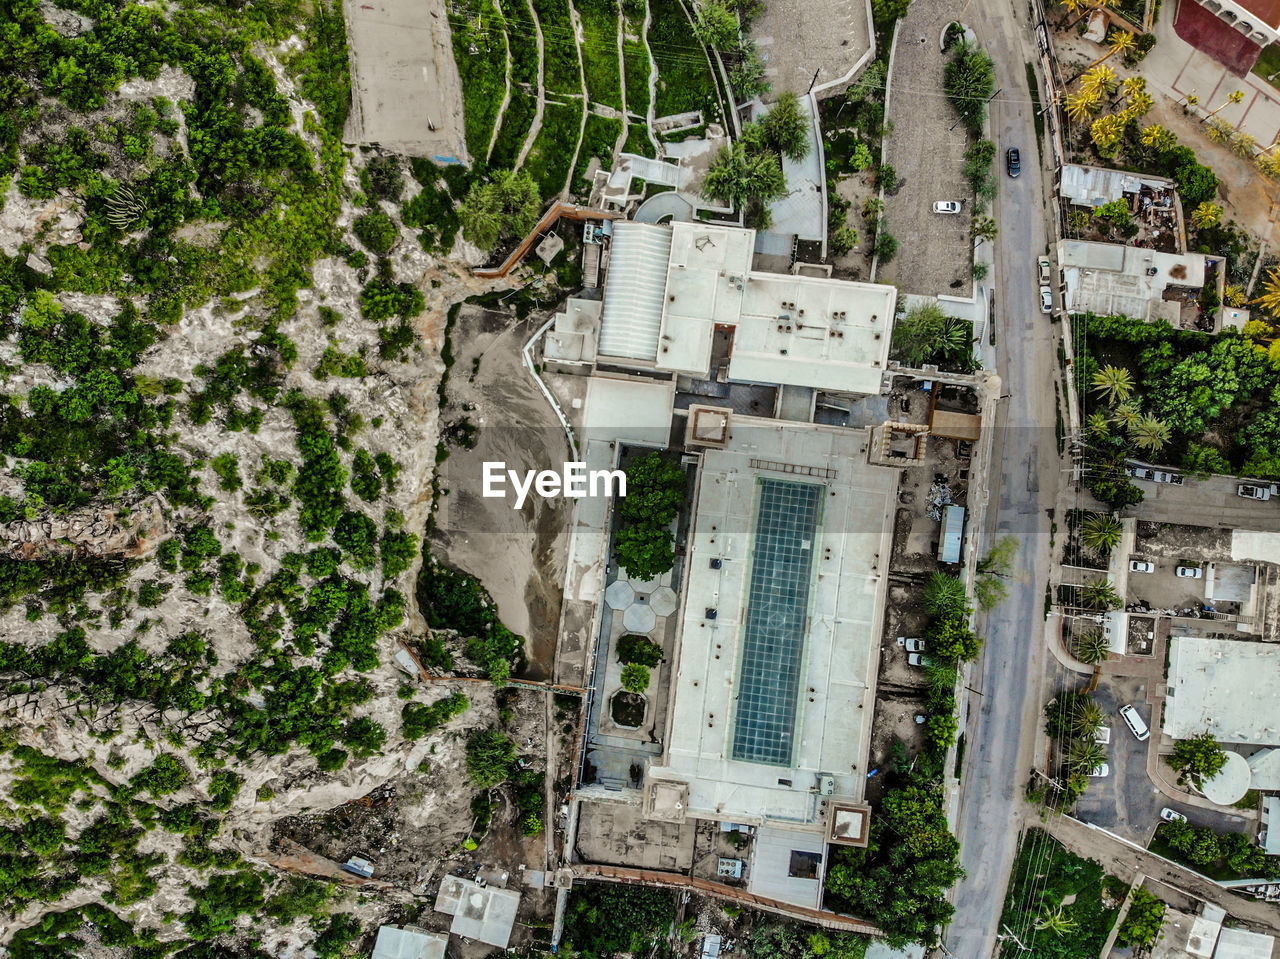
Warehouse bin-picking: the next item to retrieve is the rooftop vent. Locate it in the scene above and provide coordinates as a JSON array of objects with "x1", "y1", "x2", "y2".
[
  {"x1": 705, "y1": 607, "x2": 718, "y2": 620},
  {"x1": 709, "y1": 558, "x2": 722, "y2": 569}
]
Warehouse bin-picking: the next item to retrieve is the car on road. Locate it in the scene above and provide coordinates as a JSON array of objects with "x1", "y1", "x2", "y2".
[
  {"x1": 1176, "y1": 565, "x2": 1203, "y2": 578},
  {"x1": 1152, "y1": 471, "x2": 1184, "y2": 485},
  {"x1": 1238, "y1": 483, "x2": 1272, "y2": 501},
  {"x1": 1129, "y1": 560, "x2": 1155, "y2": 573},
  {"x1": 933, "y1": 201, "x2": 963, "y2": 214},
  {"x1": 1038, "y1": 257, "x2": 1051, "y2": 284},
  {"x1": 1088, "y1": 762, "x2": 1111, "y2": 777},
  {"x1": 1160, "y1": 807, "x2": 1188, "y2": 823},
  {"x1": 1040, "y1": 286, "x2": 1053, "y2": 313},
  {"x1": 1120, "y1": 703, "x2": 1150, "y2": 741},
  {"x1": 906, "y1": 652, "x2": 926, "y2": 667},
  {"x1": 1006, "y1": 147, "x2": 1021, "y2": 177}
]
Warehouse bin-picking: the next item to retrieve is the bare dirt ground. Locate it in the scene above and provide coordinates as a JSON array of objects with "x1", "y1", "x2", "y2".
[
  {"x1": 430, "y1": 304, "x2": 573, "y2": 679},
  {"x1": 751, "y1": 0, "x2": 870, "y2": 98}
]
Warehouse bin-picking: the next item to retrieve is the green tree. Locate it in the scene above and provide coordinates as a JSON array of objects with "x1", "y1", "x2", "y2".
[
  {"x1": 693, "y1": 0, "x2": 738, "y2": 49},
  {"x1": 922, "y1": 573, "x2": 969, "y2": 617},
  {"x1": 614, "y1": 522, "x2": 675, "y2": 581},
  {"x1": 352, "y1": 210, "x2": 399, "y2": 255},
  {"x1": 943, "y1": 41, "x2": 995, "y2": 133},
  {"x1": 466, "y1": 728, "x2": 516, "y2": 787},
  {"x1": 1080, "y1": 512, "x2": 1122, "y2": 555},
  {"x1": 703, "y1": 139, "x2": 787, "y2": 210},
  {"x1": 925, "y1": 614, "x2": 982, "y2": 662},
  {"x1": 1117, "y1": 887, "x2": 1166, "y2": 954},
  {"x1": 761, "y1": 91, "x2": 811, "y2": 161},
  {"x1": 616, "y1": 634, "x2": 663, "y2": 666},
  {"x1": 619, "y1": 452, "x2": 685, "y2": 526},
  {"x1": 458, "y1": 169, "x2": 541, "y2": 252},
  {"x1": 621, "y1": 663, "x2": 651, "y2": 693},
  {"x1": 1072, "y1": 629, "x2": 1111, "y2": 665},
  {"x1": 1182, "y1": 442, "x2": 1231, "y2": 477},
  {"x1": 1078, "y1": 576, "x2": 1121, "y2": 611},
  {"x1": 1170, "y1": 732, "x2": 1227, "y2": 790},
  {"x1": 1092, "y1": 364, "x2": 1134, "y2": 404},
  {"x1": 1068, "y1": 739, "x2": 1107, "y2": 775}
]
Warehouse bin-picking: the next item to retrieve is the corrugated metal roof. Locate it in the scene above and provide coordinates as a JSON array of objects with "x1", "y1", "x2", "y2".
[
  {"x1": 598, "y1": 222, "x2": 672, "y2": 361},
  {"x1": 938, "y1": 505, "x2": 965, "y2": 564},
  {"x1": 372, "y1": 926, "x2": 448, "y2": 959},
  {"x1": 1214, "y1": 927, "x2": 1275, "y2": 959}
]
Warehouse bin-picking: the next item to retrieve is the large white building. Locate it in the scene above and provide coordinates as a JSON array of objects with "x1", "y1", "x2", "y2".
[{"x1": 1165, "y1": 637, "x2": 1280, "y2": 746}]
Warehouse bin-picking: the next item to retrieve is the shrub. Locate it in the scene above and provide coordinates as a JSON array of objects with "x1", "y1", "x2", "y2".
[
  {"x1": 620, "y1": 663, "x2": 651, "y2": 693},
  {"x1": 616, "y1": 634, "x2": 663, "y2": 666},
  {"x1": 352, "y1": 210, "x2": 400, "y2": 255},
  {"x1": 466, "y1": 728, "x2": 517, "y2": 787}
]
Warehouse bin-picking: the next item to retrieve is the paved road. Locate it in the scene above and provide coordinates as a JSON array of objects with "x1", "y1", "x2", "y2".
[{"x1": 939, "y1": 0, "x2": 1065, "y2": 956}]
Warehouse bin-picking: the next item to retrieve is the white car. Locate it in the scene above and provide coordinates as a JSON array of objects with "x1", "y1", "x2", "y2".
[
  {"x1": 896, "y1": 636, "x2": 921, "y2": 647},
  {"x1": 1089, "y1": 763, "x2": 1111, "y2": 778},
  {"x1": 1152, "y1": 471, "x2": 1184, "y2": 485},
  {"x1": 907, "y1": 652, "x2": 926, "y2": 667},
  {"x1": 933, "y1": 201, "x2": 962, "y2": 214},
  {"x1": 1238, "y1": 483, "x2": 1271, "y2": 501},
  {"x1": 1040, "y1": 286, "x2": 1053, "y2": 314},
  {"x1": 904, "y1": 639, "x2": 926, "y2": 652},
  {"x1": 1126, "y1": 466, "x2": 1155, "y2": 480},
  {"x1": 1175, "y1": 565, "x2": 1203, "y2": 578},
  {"x1": 1038, "y1": 257, "x2": 1051, "y2": 284},
  {"x1": 1129, "y1": 560, "x2": 1155, "y2": 573},
  {"x1": 1160, "y1": 807, "x2": 1188, "y2": 823}
]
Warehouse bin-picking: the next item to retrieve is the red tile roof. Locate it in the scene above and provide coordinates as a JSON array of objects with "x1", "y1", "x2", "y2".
[{"x1": 1178, "y1": 0, "x2": 1264, "y2": 77}]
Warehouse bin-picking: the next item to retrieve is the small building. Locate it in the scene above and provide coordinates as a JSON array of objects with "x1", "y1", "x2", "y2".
[
  {"x1": 938, "y1": 505, "x2": 966, "y2": 565},
  {"x1": 371, "y1": 926, "x2": 449, "y2": 959},
  {"x1": 1262, "y1": 795, "x2": 1280, "y2": 856},
  {"x1": 1187, "y1": 903, "x2": 1226, "y2": 958},
  {"x1": 434, "y1": 876, "x2": 521, "y2": 948},
  {"x1": 1213, "y1": 927, "x2": 1275, "y2": 959},
  {"x1": 342, "y1": 856, "x2": 375, "y2": 878},
  {"x1": 1057, "y1": 240, "x2": 1212, "y2": 327}
]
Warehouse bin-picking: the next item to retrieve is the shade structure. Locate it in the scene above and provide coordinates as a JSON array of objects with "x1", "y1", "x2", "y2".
[
  {"x1": 623, "y1": 603, "x2": 658, "y2": 633},
  {"x1": 605, "y1": 579, "x2": 636, "y2": 609},
  {"x1": 650, "y1": 586, "x2": 678, "y2": 617}
]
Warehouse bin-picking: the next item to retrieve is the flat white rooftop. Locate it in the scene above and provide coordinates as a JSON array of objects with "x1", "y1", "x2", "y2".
[
  {"x1": 1165, "y1": 637, "x2": 1280, "y2": 746},
  {"x1": 648, "y1": 418, "x2": 895, "y2": 825},
  {"x1": 597, "y1": 221, "x2": 895, "y2": 394}
]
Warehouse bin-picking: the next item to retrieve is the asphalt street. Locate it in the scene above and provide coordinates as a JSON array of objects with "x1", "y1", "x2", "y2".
[
  {"x1": 937, "y1": 0, "x2": 1065, "y2": 956},
  {"x1": 1124, "y1": 471, "x2": 1280, "y2": 533}
]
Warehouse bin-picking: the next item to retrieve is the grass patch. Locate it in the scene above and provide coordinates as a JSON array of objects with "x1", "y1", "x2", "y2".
[
  {"x1": 525, "y1": 100, "x2": 585, "y2": 198},
  {"x1": 489, "y1": 90, "x2": 537, "y2": 169},
  {"x1": 530, "y1": 0, "x2": 582, "y2": 95},
  {"x1": 1255, "y1": 43, "x2": 1280, "y2": 91},
  {"x1": 578, "y1": 0, "x2": 624, "y2": 110},
  {"x1": 622, "y1": 28, "x2": 651, "y2": 119},
  {"x1": 572, "y1": 113, "x2": 623, "y2": 194},
  {"x1": 451, "y1": 0, "x2": 509, "y2": 158},
  {"x1": 648, "y1": 0, "x2": 719, "y2": 121},
  {"x1": 623, "y1": 122, "x2": 655, "y2": 157},
  {"x1": 999, "y1": 828, "x2": 1124, "y2": 959}
]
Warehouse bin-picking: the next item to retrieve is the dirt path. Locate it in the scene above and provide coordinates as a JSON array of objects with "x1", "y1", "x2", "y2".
[
  {"x1": 485, "y1": 0, "x2": 515, "y2": 163},
  {"x1": 612, "y1": 3, "x2": 629, "y2": 157},
  {"x1": 642, "y1": 0, "x2": 660, "y2": 156},
  {"x1": 561, "y1": 0, "x2": 591, "y2": 197},
  {"x1": 517, "y1": 0, "x2": 547, "y2": 167}
]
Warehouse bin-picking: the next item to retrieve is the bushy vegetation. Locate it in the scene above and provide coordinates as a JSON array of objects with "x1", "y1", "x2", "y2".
[
  {"x1": 613, "y1": 451, "x2": 686, "y2": 581},
  {"x1": 451, "y1": 0, "x2": 510, "y2": 157},
  {"x1": 943, "y1": 41, "x2": 996, "y2": 134},
  {"x1": 1151, "y1": 821, "x2": 1280, "y2": 880},
  {"x1": 891, "y1": 302, "x2": 976, "y2": 371},
  {"x1": 616, "y1": 634, "x2": 663, "y2": 666},
  {"x1": 997, "y1": 828, "x2": 1125, "y2": 959},
  {"x1": 573, "y1": 114, "x2": 624, "y2": 194},
  {"x1": 578, "y1": 0, "x2": 624, "y2": 110},
  {"x1": 648, "y1": 0, "x2": 722, "y2": 120},
  {"x1": 417, "y1": 558, "x2": 526, "y2": 679},
  {"x1": 563, "y1": 883, "x2": 675, "y2": 955}
]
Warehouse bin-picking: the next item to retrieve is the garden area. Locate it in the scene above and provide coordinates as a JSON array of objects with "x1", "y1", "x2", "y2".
[
  {"x1": 1149, "y1": 820, "x2": 1280, "y2": 881},
  {"x1": 648, "y1": 0, "x2": 724, "y2": 122},
  {"x1": 997, "y1": 828, "x2": 1126, "y2": 959},
  {"x1": 1075, "y1": 313, "x2": 1280, "y2": 502}
]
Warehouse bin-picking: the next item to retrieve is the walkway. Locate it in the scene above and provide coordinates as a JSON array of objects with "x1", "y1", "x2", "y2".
[
  {"x1": 472, "y1": 202, "x2": 619, "y2": 278},
  {"x1": 762, "y1": 92, "x2": 827, "y2": 251}
]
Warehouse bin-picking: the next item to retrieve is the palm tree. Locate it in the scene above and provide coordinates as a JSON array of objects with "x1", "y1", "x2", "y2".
[
  {"x1": 1091, "y1": 114, "x2": 1126, "y2": 157},
  {"x1": 1130, "y1": 414, "x2": 1171, "y2": 452},
  {"x1": 1066, "y1": 89, "x2": 1101, "y2": 122},
  {"x1": 1203, "y1": 89, "x2": 1244, "y2": 122},
  {"x1": 1068, "y1": 739, "x2": 1108, "y2": 775},
  {"x1": 1079, "y1": 65, "x2": 1118, "y2": 99},
  {"x1": 1254, "y1": 267, "x2": 1280, "y2": 314},
  {"x1": 1190, "y1": 201, "x2": 1223, "y2": 230},
  {"x1": 1140, "y1": 124, "x2": 1177, "y2": 152},
  {"x1": 1035, "y1": 905, "x2": 1079, "y2": 935},
  {"x1": 1092, "y1": 364, "x2": 1134, "y2": 404},
  {"x1": 1086, "y1": 29, "x2": 1135, "y2": 69},
  {"x1": 1072, "y1": 629, "x2": 1111, "y2": 666},
  {"x1": 1081, "y1": 512, "x2": 1123, "y2": 554},
  {"x1": 1258, "y1": 152, "x2": 1280, "y2": 180},
  {"x1": 1111, "y1": 400, "x2": 1141, "y2": 429},
  {"x1": 1070, "y1": 697, "x2": 1106, "y2": 738},
  {"x1": 1065, "y1": 0, "x2": 1118, "y2": 28},
  {"x1": 1079, "y1": 577, "x2": 1121, "y2": 611},
  {"x1": 923, "y1": 572, "x2": 969, "y2": 616},
  {"x1": 1122, "y1": 75, "x2": 1146, "y2": 98},
  {"x1": 1086, "y1": 411, "x2": 1112, "y2": 437},
  {"x1": 1231, "y1": 133, "x2": 1257, "y2": 158},
  {"x1": 1206, "y1": 118, "x2": 1235, "y2": 143},
  {"x1": 1224, "y1": 285, "x2": 1246, "y2": 308},
  {"x1": 1123, "y1": 91, "x2": 1154, "y2": 120},
  {"x1": 1182, "y1": 92, "x2": 1200, "y2": 113}
]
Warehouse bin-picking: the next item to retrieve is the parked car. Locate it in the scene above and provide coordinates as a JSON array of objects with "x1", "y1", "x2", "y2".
[
  {"x1": 1152, "y1": 471, "x2": 1184, "y2": 485},
  {"x1": 1038, "y1": 257, "x2": 1051, "y2": 284},
  {"x1": 906, "y1": 652, "x2": 926, "y2": 667},
  {"x1": 1094, "y1": 725, "x2": 1111, "y2": 744},
  {"x1": 1129, "y1": 560, "x2": 1155, "y2": 573},
  {"x1": 1089, "y1": 763, "x2": 1111, "y2": 778},
  {"x1": 1040, "y1": 286, "x2": 1053, "y2": 313},
  {"x1": 1238, "y1": 483, "x2": 1271, "y2": 501},
  {"x1": 1160, "y1": 807, "x2": 1188, "y2": 823},
  {"x1": 1126, "y1": 465, "x2": 1155, "y2": 480},
  {"x1": 1176, "y1": 565, "x2": 1203, "y2": 579},
  {"x1": 896, "y1": 636, "x2": 922, "y2": 647},
  {"x1": 1120, "y1": 703, "x2": 1150, "y2": 741},
  {"x1": 933, "y1": 201, "x2": 963, "y2": 214},
  {"x1": 1006, "y1": 147, "x2": 1021, "y2": 177}
]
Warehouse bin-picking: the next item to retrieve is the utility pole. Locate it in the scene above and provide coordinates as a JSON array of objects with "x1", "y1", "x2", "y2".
[{"x1": 1000, "y1": 923, "x2": 1032, "y2": 953}]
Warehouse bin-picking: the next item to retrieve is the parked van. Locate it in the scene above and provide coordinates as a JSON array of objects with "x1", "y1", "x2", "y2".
[{"x1": 1120, "y1": 704, "x2": 1150, "y2": 741}]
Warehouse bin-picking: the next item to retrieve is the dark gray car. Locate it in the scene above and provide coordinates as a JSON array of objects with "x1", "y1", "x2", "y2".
[{"x1": 1006, "y1": 147, "x2": 1021, "y2": 177}]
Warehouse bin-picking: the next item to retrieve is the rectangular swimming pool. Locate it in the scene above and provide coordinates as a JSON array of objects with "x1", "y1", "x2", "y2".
[{"x1": 730, "y1": 478, "x2": 823, "y2": 766}]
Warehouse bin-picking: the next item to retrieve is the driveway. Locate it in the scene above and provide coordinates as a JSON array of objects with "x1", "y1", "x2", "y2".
[
  {"x1": 879, "y1": 7, "x2": 975, "y2": 296},
  {"x1": 1125, "y1": 473, "x2": 1280, "y2": 534},
  {"x1": 1074, "y1": 677, "x2": 1160, "y2": 845}
]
